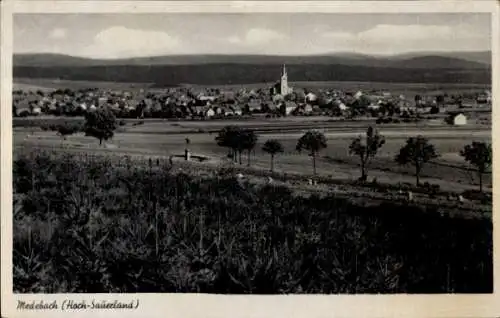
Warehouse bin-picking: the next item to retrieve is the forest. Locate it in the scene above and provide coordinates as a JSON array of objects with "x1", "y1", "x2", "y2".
[{"x1": 13, "y1": 63, "x2": 491, "y2": 86}]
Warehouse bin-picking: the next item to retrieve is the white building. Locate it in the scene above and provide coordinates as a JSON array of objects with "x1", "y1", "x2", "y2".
[
  {"x1": 452, "y1": 113, "x2": 467, "y2": 126},
  {"x1": 206, "y1": 108, "x2": 215, "y2": 118},
  {"x1": 305, "y1": 92, "x2": 317, "y2": 102},
  {"x1": 280, "y1": 64, "x2": 290, "y2": 96}
]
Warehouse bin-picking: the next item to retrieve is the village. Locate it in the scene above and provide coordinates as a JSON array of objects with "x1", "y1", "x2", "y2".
[{"x1": 13, "y1": 65, "x2": 492, "y2": 125}]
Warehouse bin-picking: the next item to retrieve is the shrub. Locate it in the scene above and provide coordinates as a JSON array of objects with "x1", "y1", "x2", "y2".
[{"x1": 12, "y1": 151, "x2": 493, "y2": 294}]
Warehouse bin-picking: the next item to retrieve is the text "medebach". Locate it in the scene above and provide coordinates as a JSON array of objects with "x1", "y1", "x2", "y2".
[{"x1": 17, "y1": 300, "x2": 58, "y2": 310}]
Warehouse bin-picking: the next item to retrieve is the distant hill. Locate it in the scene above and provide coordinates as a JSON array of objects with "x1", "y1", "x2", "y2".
[
  {"x1": 14, "y1": 51, "x2": 491, "y2": 68},
  {"x1": 13, "y1": 51, "x2": 492, "y2": 85},
  {"x1": 390, "y1": 51, "x2": 491, "y2": 66}
]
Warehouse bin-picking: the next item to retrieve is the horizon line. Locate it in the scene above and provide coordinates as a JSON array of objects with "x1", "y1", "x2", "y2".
[{"x1": 13, "y1": 49, "x2": 492, "y2": 61}]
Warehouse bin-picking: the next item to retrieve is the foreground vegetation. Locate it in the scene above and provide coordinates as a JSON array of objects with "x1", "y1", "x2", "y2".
[{"x1": 13, "y1": 150, "x2": 492, "y2": 293}]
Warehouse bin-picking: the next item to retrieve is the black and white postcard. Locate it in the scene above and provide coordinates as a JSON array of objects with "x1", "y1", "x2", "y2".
[{"x1": 1, "y1": 1, "x2": 499, "y2": 317}]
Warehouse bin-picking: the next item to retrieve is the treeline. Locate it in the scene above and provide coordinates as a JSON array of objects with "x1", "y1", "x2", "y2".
[
  {"x1": 13, "y1": 151, "x2": 493, "y2": 293},
  {"x1": 13, "y1": 63, "x2": 491, "y2": 86}
]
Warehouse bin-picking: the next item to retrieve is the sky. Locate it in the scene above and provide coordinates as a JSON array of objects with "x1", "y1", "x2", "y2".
[{"x1": 13, "y1": 13, "x2": 491, "y2": 59}]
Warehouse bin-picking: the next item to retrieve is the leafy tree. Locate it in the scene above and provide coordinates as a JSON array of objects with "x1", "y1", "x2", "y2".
[
  {"x1": 414, "y1": 94, "x2": 422, "y2": 104},
  {"x1": 84, "y1": 107, "x2": 117, "y2": 145},
  {"x1": 296, "y1": 130, "x2": 327, "y2": 176},
  {"x1": 349, "y1": 126, "x2": 385, "y2": 181},
  {"x1": 243, "y1": 104, "x2": 251, "y2": 115},
  {"x1": 56, "y1": 124, "x2": 76, "y2": 140},
  {"x1": 356, "y1": 95, "x2": 371, "y2": 108},
  {"x1": 436, "y1": 95, "x2": 445, "y2": 105},
  {"x1": 262, "y1": 139, "x2": 284, "y2": 172},
  {"x1": 460, "y1": 142, "x2": 492, "y2": 192},
  {"x1": 395, "y1": 136, "x2": 439, "y2": 186},
  {"x1": 240, "y1": 129, "x2": 258, "y2": 166},
  {"x1": 215, "y1": 126, "x2": 242, "y2": 163}
]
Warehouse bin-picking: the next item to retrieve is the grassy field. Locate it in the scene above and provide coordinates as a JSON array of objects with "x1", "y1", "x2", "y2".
[
  {"x1": 15, "y1": 77, "x2": 490, "y2": 96},
  {"x1": 15, "y1": 120, "x2": 492, "y2": 194},
  {"x1": 14, "y1": 78, "x2": 155, "y2": 92}
]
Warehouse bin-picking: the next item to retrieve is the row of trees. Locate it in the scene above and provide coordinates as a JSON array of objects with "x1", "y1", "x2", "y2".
[
  {"x1": 215, "y1": 126, "x2": 492, "y2": 192},
  {"x1": 52, "y1": 108, "x2": 492, "y2": 193}
]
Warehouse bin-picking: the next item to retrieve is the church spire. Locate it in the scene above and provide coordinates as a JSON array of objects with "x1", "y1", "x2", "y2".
[{"x1": 282, "y1": 64, "x2": 287, "y2": 76}]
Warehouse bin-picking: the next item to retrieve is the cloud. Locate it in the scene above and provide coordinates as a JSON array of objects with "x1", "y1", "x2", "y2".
[
  {"x1": 82, "y1": 26, "x2": 181, "y2": 58},
  {"x1": 318, "y1": 23, "x2": 487, "y2": 55},
  {"x1": 358, "y1": 24, "x2": 480, "y2": 42},
  {"x1": 227, "y1": 28, "x2": 288, "y2": 48},
  {"x1": 49, "y1": 28, "x2": 67, "y2": 39}
]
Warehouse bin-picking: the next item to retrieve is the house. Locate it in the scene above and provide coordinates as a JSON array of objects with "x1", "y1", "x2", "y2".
[
  {"x1": 304, "y1": 104, "x2": 313, "y2": 114},
  {"x1": 461, "y1": 99, "x2": 476, "y2": 108},
  {"x1": 248, "y1": 100, "x2": 262, "y2": 112},
  {"x1": 223, "y1": 108, "x2": 235, "y2": 116},
  {"x1": 354, "y1": 91, "x2": 363, "y2": 100},
  {"x1": 205, "y1": 108, "x2": 215, "y2": 118},
  {"x1": 367, "y1": 104, "x2": 381, "y2": 110},
  {"x1": 453, "y1": 113, "x2": 467, "y2": 125},
  {"x1": 338, "y1": 102, "x2": 349, "y2": 111},
  {"x1": 31, "y1": 106, "x2": 42, "y2": 115},
  {"x1": 192, "y1": 106, "x2": 204, "y2": 116},
  {"x1": 476, "y1": 93, "x2": 489, "y2": 104},
  {"x1": 232, "y1": 106, "x2": 243, "y2": 116},
  {"x1": 284, "y1": 101, "x2": 298, "y2": 115},
  {"x1": 305, "y1": 92, "x2": 317, "y2": 103},
  {"x1": 447, "y1": 113, "x2": 467, "y2": 126}
]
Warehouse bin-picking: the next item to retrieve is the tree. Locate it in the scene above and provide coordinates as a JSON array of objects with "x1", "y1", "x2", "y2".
[
  {"x1": 296, "y1": 130, "x2": 327, "y2": 176},
  {"x1": 436, "y1": 95, "x2": 445, "y2": 105},
  {"x1": 349, "y1": 126, "x2": 385, "y2": 181},
  {"x1": 460, "y1": 142, "x2": 492, "y2": 192},
  {"x1": 215, "y1": 126, "x2": 242, "y2": 163},
  {"x1": 240, "y1": 129, "x2": 258, "y2": 166},
  {"x1": 395, "y1": 136, "x2": 439, "y2": 186},
  {"x1": 262, "y1": 139, "x2": 284, "y2": 172},
  {"x1": 84, "y1": 107, "x2": 117, "y2": 145},
  {"x1": 56, "y1": 123, "x2": 76, "y2": 140},
  {"x1": 414, "y1": 94, "x2": 422, "y2": 105}
]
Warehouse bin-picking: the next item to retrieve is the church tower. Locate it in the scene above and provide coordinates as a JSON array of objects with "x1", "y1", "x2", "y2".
[{"x1": 280, "y1": 64, "x2": 289, "y2": 96}]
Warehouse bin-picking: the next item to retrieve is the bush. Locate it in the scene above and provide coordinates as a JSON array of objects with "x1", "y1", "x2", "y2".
[
  {"x1": 12, "y1": 151, "x2": 493, "y2": 294},
  {"x1": 462, "y1": 190, "x2": 492, "y2": 204},
  {"x1": 18, "y1": 110, "x2": 30, "y2": 117}
]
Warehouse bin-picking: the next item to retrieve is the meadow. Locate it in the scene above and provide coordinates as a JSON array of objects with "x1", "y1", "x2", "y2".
[
  {"x1": 14, "y1": 77, "x2": 491, "y2": 97},
  {"x1": 15, "y1": 120, "x2": 492, "y2": 194},
  {"x1": 13, "y1": 150, "x2": 493, "y2": 293},
  {"x1": 13, "y1": 78, "x2": 155, "y2": 92}
]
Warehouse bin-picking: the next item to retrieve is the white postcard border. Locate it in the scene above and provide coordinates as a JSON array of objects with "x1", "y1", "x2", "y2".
[{"x1": 1, "y1": 1, "x2": 499, "y2": 318}]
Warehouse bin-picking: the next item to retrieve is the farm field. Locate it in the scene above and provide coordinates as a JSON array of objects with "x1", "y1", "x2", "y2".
[
  {"x1": 13, "y1": 114, "x2": 491, "y2": 132},
  {"x1": 14, "y1": 78, "x2": 155, "y2": 92},
  {"x1": 15, "y1": 77, "x2": 491, "y2": 96},
  {"x1": 15, "y1": 121, "x2": 492, "y2": 195}
]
